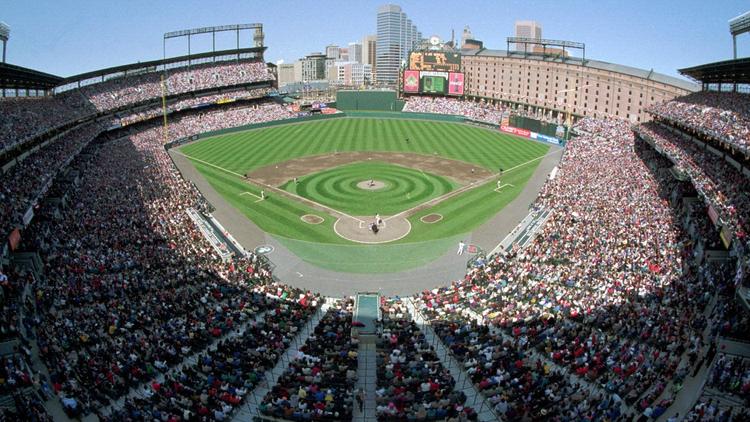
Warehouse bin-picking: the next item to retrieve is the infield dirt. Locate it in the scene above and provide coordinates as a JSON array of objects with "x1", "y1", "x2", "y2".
[{"x1": 246, "y1": 152, "x2": 494, "y2": 186}]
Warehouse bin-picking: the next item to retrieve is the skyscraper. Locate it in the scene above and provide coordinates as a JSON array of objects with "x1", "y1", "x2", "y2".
[
  {"x1": 325, "y1": 45, "x2": 341, "y2": 60},
  {"x1": 362, "y1": 34, "x2": 377, "y2": 70},
  {"x1": 348, "y1": 42, "x2": 363, "y2": 64},
  {"x1": 376, "y1": 4, "x2": 422, "y2": 85},
  {"x1": 514, "y1": 20, "x2": 542, "y2": 52}
]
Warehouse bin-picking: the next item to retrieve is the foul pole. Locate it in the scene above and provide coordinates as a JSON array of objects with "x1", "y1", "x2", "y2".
[{"x1": 161, "y1": 74, "x2": 169, "y2": 143}]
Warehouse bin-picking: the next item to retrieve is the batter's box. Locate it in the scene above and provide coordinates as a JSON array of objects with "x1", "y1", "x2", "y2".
[
  {"x1": 359, "y1": 220, "x2": 386, "y2": 229},
  {"x1": 494, "y1": 183, "x2": 514, "y2": 193}
]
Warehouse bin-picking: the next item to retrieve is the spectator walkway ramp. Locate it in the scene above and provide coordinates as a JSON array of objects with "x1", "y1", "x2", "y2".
[
  {"x1": 405, "y1": 300, "x2": 498, "y2": 422},
  {"x1": 233, "y1": 298, "x2": 332, "y2": 420},
  {"x1": 353, "y1": 341, "x2": 377, "y2": 422}
]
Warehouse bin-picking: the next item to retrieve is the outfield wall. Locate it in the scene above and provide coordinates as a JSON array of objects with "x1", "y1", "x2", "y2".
[
  {"x1": 336, "y1": 91, "x2": 404, "y2": 112},
  {"x1": 346, "y1": 111, "x2": 465, "y2": 123}
]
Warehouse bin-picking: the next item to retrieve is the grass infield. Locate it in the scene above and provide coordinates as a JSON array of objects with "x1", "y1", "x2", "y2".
[
  {"x1": 181, "y1": 116, "x2": 550, "y2": 272},
  {"x1": 280, "y1": 161, "x2": 459, "y2": 216}
]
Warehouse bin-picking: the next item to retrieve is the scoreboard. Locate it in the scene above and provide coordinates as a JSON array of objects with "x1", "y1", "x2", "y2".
[
  {"x1": 403, "y1": 69, "x2": 464, "y2": 96},
  {"x1": 404, "y1": 51, "x2": 464, "y2": 96},
  {"x1": 409, "y1": 51, "x2": 461, "y2": 72}
]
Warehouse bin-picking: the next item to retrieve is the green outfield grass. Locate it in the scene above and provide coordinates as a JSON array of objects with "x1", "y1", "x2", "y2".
[
  {"x1": 280, "y1": 161, "x2": 459, "y2": 216},
  {"x1": 180, "y1": 116, "x2": 551, "y2": 272}
]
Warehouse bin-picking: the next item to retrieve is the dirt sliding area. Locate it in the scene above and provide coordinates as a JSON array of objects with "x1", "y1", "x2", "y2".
[{"x1": 246, "y1": 152, "x2": 495, "y2": 244}]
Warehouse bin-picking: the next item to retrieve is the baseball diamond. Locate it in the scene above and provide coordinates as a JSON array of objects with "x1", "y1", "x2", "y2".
[{"x1": 178, "y1": 116, "x2": 551, "y2": 272}]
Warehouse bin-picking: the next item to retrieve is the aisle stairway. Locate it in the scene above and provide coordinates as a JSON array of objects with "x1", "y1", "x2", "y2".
[{"x1": 232, "y1": 298, "x2": 331, "y2": 420}]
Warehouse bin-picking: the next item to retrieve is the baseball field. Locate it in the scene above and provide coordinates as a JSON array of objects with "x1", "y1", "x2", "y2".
[{"x1": 178, "y1": 116, "x2": 550, "y2": 272}]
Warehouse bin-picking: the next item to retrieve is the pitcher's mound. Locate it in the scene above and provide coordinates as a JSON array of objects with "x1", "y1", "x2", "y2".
[
  {"x1": 334, "y1": 215, "x2": 411, "y2": 244},
  {"x1": 356, "y1": 180, "x2": 386, "y2": 190}
]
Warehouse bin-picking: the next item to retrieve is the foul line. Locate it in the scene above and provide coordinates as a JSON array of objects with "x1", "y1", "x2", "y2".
[
  {"x1": 385, "y1": 148, "x2": 563, "y2": 222},
  {"x1": 173, "y1": 151, "x2": 365, "y2": 224},
  {"x1": 248, "y1": 179, "x2": 367, "y2": 224},
  {"x1": 240, "y1": 192, "x2": 264, "y2": 202},
  {"x1": 494, "y1": 184, "x2": 514, "y2": 193},
  {"x1": 173, "y1": 150, "x2": 245, "y2": 178},
  {"x1": 502, "y1": 148, "x2": 563, "y2": 174},
  {"x1": 176, "y1": 148, "x2": 563, "y2": 227}
]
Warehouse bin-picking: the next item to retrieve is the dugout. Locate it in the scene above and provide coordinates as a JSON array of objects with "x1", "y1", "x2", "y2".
[{"x1": 336, "y1": 90, "x2": 404, "y2": 112}]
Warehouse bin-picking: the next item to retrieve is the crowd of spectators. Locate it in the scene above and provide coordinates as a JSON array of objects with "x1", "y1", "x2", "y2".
[
  {"x1": 411, "y1": 117, "x2": 727, "y2": 420},
  {"x1": 680, "y1": 349, "x2": 750, "y2": 421},
  {"x1": 0, "y1": 95, "x2": 95, "y2": 152},
  {"x1": 117, "y1": 87, "x2": 272, "y2": 127},
  {"x1": 706, "y1": 354, "x2": 750, "y2": 404},
  {"x1": 260, "y1": 299, "x2": 357, "y2": 421},
  {"x1": 0, "y1": 393, "x2": 52, "y2": 422},
  {"x1": 403, "y1": 97, "x2": 507, "y2": 126},
  {"x1": 376, "y1": 300, "x2": 472, "y2": 421},
  {"x1": 634, "y1": 122, "x2": 749, "y2": 250},
  {"x1": 147, "y1": 101, "x2": 294, "y2": 143},
  {"x1": 78, "y1": 61, "x2": 272, "y2": 113},
  {"x1": 10, "y1": 101, "x2": 300, "y2": 416},
  {"x1": 648, "y1": 91, "x2": 750, "y2": 155},
  {"x1": 0, "y1": 122, "x2": 105, "y2": 236},
  {"x1": 100, "y1": 287, "x2": 320, "y2": 421}
]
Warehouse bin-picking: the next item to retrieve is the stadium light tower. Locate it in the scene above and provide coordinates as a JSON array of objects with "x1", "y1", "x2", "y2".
[
  {"x1": 0, "y1": 22, "x2": 9, "y2": 63},
  {"x1": 729, "y1": 11, "x2": 750, "y2": 59}
]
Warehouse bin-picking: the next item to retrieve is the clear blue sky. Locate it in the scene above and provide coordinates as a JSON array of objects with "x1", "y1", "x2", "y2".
[{"x1": 3, "y1": 0, "x2": 749, "y2": 79}]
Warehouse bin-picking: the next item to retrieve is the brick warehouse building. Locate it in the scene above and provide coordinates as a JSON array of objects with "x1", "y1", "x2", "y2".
[{"x1": 461, "y1": 49, "x2": 697, "y2": 123}]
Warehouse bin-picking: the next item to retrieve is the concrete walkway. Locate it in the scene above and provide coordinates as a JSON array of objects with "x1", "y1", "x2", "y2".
[
  {"x1": 405, "y1": 300, "x2": 497, "y2": 422},
  {"x1": 233, "y1": 299, "x2": 331, "y2": 420},
  {"x1": 352, "y1": 342, "x2": 377, "y2": 422}
]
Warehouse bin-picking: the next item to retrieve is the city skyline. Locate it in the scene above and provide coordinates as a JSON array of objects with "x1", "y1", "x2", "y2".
[{"x1": 2, "y1": 0, "x2": 749, "y2": 80}]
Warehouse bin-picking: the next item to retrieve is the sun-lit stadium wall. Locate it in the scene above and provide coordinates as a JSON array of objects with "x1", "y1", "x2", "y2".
[
  {"x1": 336, "y1": 90, "x2": 404, "y2": 112},
  {"x1": 461, "y1": 51, "x2": 697, "y2": 122}
]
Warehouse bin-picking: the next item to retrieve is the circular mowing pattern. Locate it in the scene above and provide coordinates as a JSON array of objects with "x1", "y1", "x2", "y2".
[
  {"x1": 356, "y1": 180, "x2": 386, "y2": 190},
  {"x1": 420, "y1": 213, "x2": 443, "y2": 224},
  {"x1": 301, "y1": 214, "x2": 324, "y2": 224},
  {"x1": 290, "y1": 162, "x2": 454, "y2": 216}
]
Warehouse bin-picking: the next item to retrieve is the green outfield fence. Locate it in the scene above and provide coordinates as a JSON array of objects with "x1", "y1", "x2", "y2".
[
  {"x1": 509, "y1": 115, "x2": 569, "y2": 139},
  {"x1": 345, "y1": 111, "x2": 466, "y2": 123},
  {"x1": 336, "y1": 90, "x2": 404, "y2": 112}
]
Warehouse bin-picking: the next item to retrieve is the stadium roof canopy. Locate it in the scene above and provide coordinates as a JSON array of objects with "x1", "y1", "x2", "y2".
[
  {"x1": 0, "y1": 62, "x2": 62, "y2": 91},
  {"x1": 461, "y1": 49, "x2": 697, "y2": 92},
  {"x1": 678, "y1": 58, "x2": 750, "y2": 85},
  {"x1": 58, "y1": 46, "x2": 266, "y2": 86}
]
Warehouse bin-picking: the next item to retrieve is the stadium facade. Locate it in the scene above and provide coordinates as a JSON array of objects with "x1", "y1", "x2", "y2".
[{"x1": 460, "y1": 49, "x2": 697, "y2": 122}]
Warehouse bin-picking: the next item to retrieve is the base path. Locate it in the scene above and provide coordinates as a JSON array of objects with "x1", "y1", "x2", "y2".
[
  {"x1": 246, "y1": 151, "x2": 493, "y2": 186},
  {"x1": 170, "y1": 139, "x2": 562, "y2": 296}
]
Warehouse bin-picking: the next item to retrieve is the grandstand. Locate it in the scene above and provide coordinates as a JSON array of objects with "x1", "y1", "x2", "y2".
[{"x1": 1, "y1": 8, "x2": 750, "y2": 422}]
